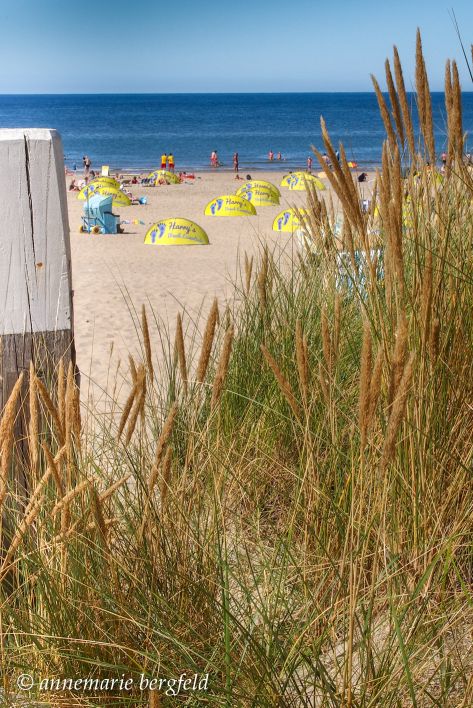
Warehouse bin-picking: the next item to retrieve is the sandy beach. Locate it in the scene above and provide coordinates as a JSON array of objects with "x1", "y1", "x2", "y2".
[{"x1": 68, "y1": 169, "x2": 332, "y2": 400}]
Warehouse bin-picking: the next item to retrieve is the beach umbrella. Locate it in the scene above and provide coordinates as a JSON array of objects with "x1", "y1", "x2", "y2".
[
  {"x1": 148, "y1": 169, "x2": 180, "y2": 185},
  {"x1": 204, "y1": 195, "x2": 256, "y2": 216},
  {"x1": 236, "y1": 186, "x2": 279, "y2": 206},
  {"x1": 78, "y1": 184, "x2": 131, "y2": 207},
  {"x1": 144, "y1": 218, "x2": 209, "y2": 246},
  {"x1": 289, "y1": 173, "x2": 326, "y2": 191},
  {"x1": 272, "y1": 208, "x2": 309, "y2": 233},
  {"x1": 237, "y1": 180, "x2": 280, "y2": 197}
]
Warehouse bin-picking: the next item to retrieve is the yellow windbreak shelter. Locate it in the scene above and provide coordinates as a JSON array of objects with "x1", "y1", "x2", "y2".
[
  {"x1": 272, "y1": 208, "x2": 309, "y2": 232},
  {"x1": 236, "y1": 186, "x2": 280, "y2": 206},
  {"x1": 144, "y1": 218, "x2": 209, "y2": 246},
  {"x1": 204, "y1": 195, "x2": 256, "y2": 216}
]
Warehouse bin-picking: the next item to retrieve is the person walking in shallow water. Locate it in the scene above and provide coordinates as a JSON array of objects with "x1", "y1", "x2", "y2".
[{"x1": 307, "y1": 155, "x2": 313, "y2": 173}]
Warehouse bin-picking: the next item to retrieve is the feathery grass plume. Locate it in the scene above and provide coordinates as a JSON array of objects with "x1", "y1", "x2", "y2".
[
  {"x1": 0, "y1": 372, "x2": 24, "y2": 444},
  {"x1": 261, "y1": 344, "x2": 301, "y2": 419},
  {"x1": 196, "y1": 298, "x2": 219, "y2": 383},
  {"x1": 0, "y1": 465, "x2": 52, "y2": 579},
  {"x1": 388, "y1": 314, "x2": 408, "y2": 407},
  {"x1": 57, "y1": 357, "x2": 66, "y2": 432},
  {"x1": 367, "y1": 348, "x2": 384, "y2": 429},
  {"x1": 128, "y1": 354, "x2": 138, "y2": 384},
  {"x1": 318, "y1": 361, "x2": 330, "y2": 406},
  {"x1": 371, "y1": 74, "x2": 397, "y2": 151},
  {"x1": 295, "y1": 319, "x2": 309, "y2": 408},
  {"x1": 244, "y1": 252, "x2": 253, "y2": 295},
  {"x1": 211, "y1": 324, "x2": 234, "y2": 410},
  {"x1": 0, "y1": 372, "x2": 25, "y2": 507},
  {"x1": 393, "y1": 46, "x2": 415, "y2": 158},
  {"x1": 385, "y1": 58, "x2": 405, "y2": 147},
  {"x1": 117, "y1": 375, "x2": 138, "y2": 440},
  {"x1": 415, "y1": 30, "x2": 427, "y2": 148},
  {"x1": 359, "y1": 320, "x2": 373, "y2": 446},
  {"x1": 28, "y1": 362, "x2": 39, "y2": 476},
  {"x1": 51, "y1": 479, "x2": 90, "y2": 518},
  {"x1": 160, "y1": 446, "x2": 173, "y2": 509},
  {"x1": 141, "y1": 304, "x2": 154, "y2": 381},
  {"x1": 174, "y1": 313, "x2": 188, "y2": 395},
  {"x1": 415, "y1": 30, "x2": 435, "y2": 162},
  {"x1": 148, "y1": 402, "x2": 179, "y2": 493},
  {"x1": 445, "y1": 60, "x2": 455, "y2": 172},
  {"x1": 99, "y1": 473, "x2": 131, "y2": 502},
  {"x1": 125, "y1": 364, "x2": 146, "y2": 445},
  {"x1": 34, "y1": 374, "x2": 65, "y2": 446},
  {"x1": 452, "y1": 61, "x2": 464, "y2": 162},
  {"x1": 381, "y1": 353, "x2": 415, "y2": 471},
  {"x1": 42, "y1": 441, "x2": 64, "y2": 497},
  {"x1": 313, "y1": 120, "x2": 361, "y2": 233},
  {"x1": 91, "y1": 484, "x2": 109, "y2": 547}
]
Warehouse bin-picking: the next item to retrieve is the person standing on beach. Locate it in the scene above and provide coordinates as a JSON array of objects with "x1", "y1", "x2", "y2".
[
  {"x1": 307, "y1": 156, "x2": 313, "y2": 173},
  {"x1": 268, "y1": 150, "x2": 274, "y2": 161},
  {"x1": 161, "y1": 152, "x2": 167, "y2": 170},
  {"x1": 83, "y1": 155, "x2": 91, "y2": 182},
  {"x1": 233, "y1": 152, "x2": 239, "y2": 175},
  {"x1": 168, "y1": 153, "x2": 175, "y2": 172},
  {"x1": 210, "y1": 150, "x2": 216, "y2": 167}
]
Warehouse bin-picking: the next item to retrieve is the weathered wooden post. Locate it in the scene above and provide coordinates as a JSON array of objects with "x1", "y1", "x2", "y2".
[{"x1": 0, "y1": 128, "x2": 75, "y2": 455}]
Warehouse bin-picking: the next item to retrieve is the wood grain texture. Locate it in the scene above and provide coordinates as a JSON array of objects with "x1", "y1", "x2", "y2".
[{"x1": 0, "y1": 128, "x2": 75, "y2": 412}]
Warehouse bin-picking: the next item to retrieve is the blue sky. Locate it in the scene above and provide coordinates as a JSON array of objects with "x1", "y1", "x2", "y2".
[{"x1": 0, "y1": 1, "x2": 472, "y2": 93}]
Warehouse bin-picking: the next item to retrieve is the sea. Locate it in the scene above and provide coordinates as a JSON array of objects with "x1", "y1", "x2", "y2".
[{"x1": 0, "y1": 93, "x2": 472, "y2": 173}]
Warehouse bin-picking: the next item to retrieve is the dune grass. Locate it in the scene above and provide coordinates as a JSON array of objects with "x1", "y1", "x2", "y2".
[{"x1": 1, "y1": 34, "x2": 473, "y2": 706}]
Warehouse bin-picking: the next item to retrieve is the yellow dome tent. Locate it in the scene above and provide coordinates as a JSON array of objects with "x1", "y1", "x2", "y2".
[
  {"x1": 90, "y1": 176, "x2": 120, "y2": 188},
  {"x1": 288, "y1": 173, "x2": 326, "y2": 191},
  {"x1": 272, "y1": 208, "x2": 309, "y2": 232},
  {"x1": 78, "y1": 184, "x2": 131, "y2": 207},
  {"x1": 280, "y1": 174, "x2": 296, "y2": 187},
  {"x1": 204, "y1": 195, "x2": 256, "y2": 216},
  {"x1": 236, "y1": 186, "x2": 280, "y2": 206},
  {"x1": 144, "y1": 218, "x2": 209, "y2": 246},
  {"x1": 237, "y1": 180, "x2": 280, "y2": 197},
  {"x1": 148, "y1": 169, "x2": 181, "y2": 185}
]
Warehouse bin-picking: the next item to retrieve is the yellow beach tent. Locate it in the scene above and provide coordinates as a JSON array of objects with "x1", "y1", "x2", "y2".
[
  {"x1": 91, "y1": 176, "x2": 120, "y2": 188},
  {"x1": 205, "y1": 195, "x2": 256, "y2": 216},
  {"x1": 288, "y1": 173, "x2": 326, "y2": 191},
  {"x1": 236, "y1": 186, "x2": 280, "y2": 206},
  {"x1": 272, "y1": 208, "x2": 309, "y2": 232},
  {"x1": 78, "y1": 184, "x2": 131, "y2": 207},
  {"x1": 144, "y1": 218, "x2": 209, "y2": 246},
  {"x1": 148, "y1": 169, "x2": 180, "y2": 184},
  {"x1": 280, "y1": 174, "x2": 295, "y2": 187},
  {"x1": 237, "y1": 180, "x2": 280, "y2": 197}
]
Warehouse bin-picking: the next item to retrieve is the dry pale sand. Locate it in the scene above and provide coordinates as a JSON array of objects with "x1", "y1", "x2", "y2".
[{"x1": 67, "y1": 169, "x2": 374, "y2": 402}]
